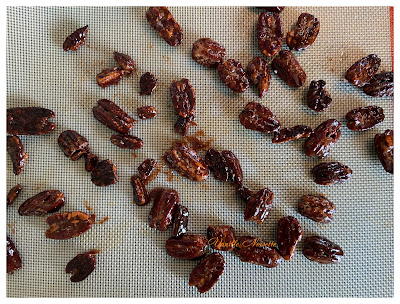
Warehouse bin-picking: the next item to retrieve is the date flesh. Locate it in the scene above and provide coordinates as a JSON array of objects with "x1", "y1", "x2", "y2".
[
  {"x1": 113, "y1": 51, "x2": 135, "y2": 74},
  {"x1": 272, "y1": 50, "x2": 307, "y2": 87},
  {"x1": 303, "y1": 236, "x2": 343, "y2": 264},
  {"x1": 312, "y1": 162, "x2": 352, "y2": 185},
  {"x1": 244, "y1": 188, "x2": 274, "y2": 224},
  {"x1": 345, "y1": 54, "x2": 381, "y2": 87},
  {"x1": 7, "y1": 135, "x2": 28, "y2": 175},
  {"x1": 7, "y1": 107, "x2": 55, "y2": 135},
  {"x1": 138, "y1": 158, "x2": 158, "y2": 179},
  {"x1": 91, "y1": 160, "x2": 118, "y2": 186},
  {"x1": 58, "y1": 130, "x2": 90, "y2": 161},
  {"x1": 66, "y1": 250, "x2": 98, "y2": 282},
  {"x1": 218, "y1": 59, "x2": 249, "y2": 93},
  {"x1": 239, "y1": 102, "x2": 280, "y2": 133},
  {"x1": 137, "y1": 106, "x2": 157, "y2": 119},
  {"x1": 307, "y1": 80, "x2": 332, "y2": 112},
  {"x1": 192, "y1": 38, "x2": 226, "y2": 68},
  {"x1": 277, "y1": 216, "x2": 302, "y2": 260},
  {"x1": 165, "y1": 235, "x2": 207, "y2": 260},
  {"x1": 346, "y1": 106, "x2": 384, "y2": 131},
  {"x1": 149, "y1": 189, "x2": 179, "y2": 231},
  {"x1": 96, "y1": 67, "x2": 125, "y2": 88},
  {"x1": 139, "y1": 72, "x2": 157, "y2": 95},
  {"x1": 304, "y1": 119, "x2": 341, "y2": 158},
  {"x1": 84, "y1": 152, "x2": 98, "y2": 172},
  {"x1": 110, "y1": 134, "x2": 143, "y2": 149},
  {"x1": 286, "y1": 13, "x2": 320, "y2": 51},
  {"x1": 63, "y1": 25, "x2": 88, "y2": 51},
  {"x1": 189, "y1": 253, "x2": 225, "y2": 293},
  {"x1": 272, "y1": 125, "x2": 313, "y2": 143},
  {"x1": 247, "y1": 57, "x2": 271, "y2": 98},
  {"x1": 7, "y1": 236, "x2": 22, "y2": 274},
  {"x1": 299, "y1": 195, "x2": 335, "y2": 222},
  {"x1": 257, "y1": 12, "x2": 283, "y2": 57},
  {"x1": 45, "y1": 211, "x2": 95, "y2": 240},
  {"x1": 131, "y1": 174, "x2": 149, "y2": 206},
  {"x1": 170, "y1": 79, "x2": 196, "y2": 118},
  {"x1": 172, "y1": 204, "x2": 189, "y2": 237},
  {"x1": 146, "y1": 7, "x2": 183, "y2": 46},
  {"x1": 363, "y1": 72, "x2": 393, "y2": 97},
  {"x1": 7, "y1": 184, "x2": 22, "y2": 205},
  {"x1": 374, "y1": 130, "x2": 393, "y2": 174},
  {"x1": 174, "y1": 116, "x2": 193, "y2": 136},
  {"x1": 207, "y1": 225, "x2": 236, "y2": 251},
  {"x1": 18, "y1": 190, "x2": 65, "y2": 216}
]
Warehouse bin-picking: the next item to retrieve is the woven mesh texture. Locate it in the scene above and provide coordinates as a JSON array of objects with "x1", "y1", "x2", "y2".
[{"x1": 6, "y1": 6, "x2": 393, "y2": 297}]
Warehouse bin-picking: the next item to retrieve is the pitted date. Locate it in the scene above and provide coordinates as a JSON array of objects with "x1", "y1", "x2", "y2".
[
  {"x1": 192, "y1": 38, "x2": 226, "y2": 68},
  {"x1": 234, "y1": 236, "x2": 282, "y2": 268},
  {"x1": 346, "y1": 106, "x2": 384, "y2": 131},
  {"x1": 149, "y1": 189, "x2": 178, "y2": 231},
  {"x1": 170, "y1": 79, "x2": 196, "y2": 118},
  {"x1": 138, "y1": 158, "x2": 158, "y2": 179},
  {"x1": 207, "y1": 225, "x2": 236, "y2": 251},
  {"x1": 110, "y1": 134, "x2": 143, "y2": 149},
  {"x1": 172, "y1": 204, "x2": 189, "y2": 237},
  {"x1": 91, "y1": 160, "x2": 118, "y2": 186},
  {"x1": 139, "y1": 72, "x2": 157, "y2": 95},
  {"x1": 7, "y1": 135, "x2": 28, "y2": 175},
  {"x1": 7, "y1": 107, "x2": 55, "y2": 135},
  {"x1": 84, "y1": 152, "x2": 98, "y2": 172},
  {"x1": 345, "y1": 54, "x2": 381, "y2": 87},
  {"x1": 7, "y1": 184, "x2": 22, "y2": 205},
  {"x1": 307, "y1": 80, "x2": 332, "y2": 112},
  {"x1": 304, "y1": 119, "x2": 341, "y2": 158},
  {"x1": 244, "y1": 188, "x2": 274, "y2": 224},
  {"x1": 189, "y1": 253, "x2": 225, "y2": 293},
  {"x1": 257, "y1": 12, "x2": 283, "y2": 57},
  {"x1": 247, "y1": 57, "x2": 271, "y2": 98},
  {"x1": 18, "y1": 190, "x2": 65, "y2": 216},
  {"x1": 239, "y1": 102, "x2": 280, "y2": 133},
  {"x1": 131, "y1": 174, "x2": 149, "y2": 206},
  {"x1": 63, "y1": 25, "x2": 88, "y2": 51},
  {"x1": 271, "y1": 50, "x2": 307, "y2": 87},
  {"x1": 146, "y1": 7, "x2": 183, "y2": 46},
  {"x1": 286, "y1": 13, "x2": 320, "y2": 51},
  {"x1": 277, "y1": 216, "x2": 302, "y2": 260},
  {"x1": 312, "y1": 162, "x2": 352, "y2": 185},
  {"x1": 236, "y1": 184, "x2": 253, "y2": 203},
  {"x1": 93, "y1": 99, "x2": 135, "y2": 134},
  {"x1": 272, "y1": 125, "x2": 313, "y2": 143},
  {"x1": 45, "y1": 211, "x2": 95, "y2": 240},
  {"x1": 96, "y1": 67, "x2": 125, "y2": 88},
  {"x1": 66, "y1": 250, "x2": 98, "y2": 282},
  {"x1": 58, "y1": 130, "x2": 90, "y2": 161},
  {"x1": 299, "y1": 195, "x2": 335, "y2": 222},
  {"x1": 137, "y1": 106, "x2": 157, "y2": 119},
  {"x1": 174, "y1": 116, "x2": 193, "y2": 136},
  {"x1": 303, "y1": 236, "x2": 343, "y2": 264},
  {"x1": 7, "y1": 236, "x2": 22, "y2": 274},
  {"x1": 258, "y1": 7, "x2": 285, "y2": 13},
  {"x1": 363, "y1": 72, "x2": 393, "y2": 97},
  {"x1": 165, "y1": 142, "x2": 209, "y2": 182},
  {"x1": 165, "y1": 234, "x2": 207, "y2": 260},
  {"x1": 218, "y1": 59, "x2": 249, "y2": 93},
  {"x1": 374, "y1": 130, "x2": 393, "y2": 174},
  {"x1": 113, "y1": 51, "x2": 135, "y2": 74}
]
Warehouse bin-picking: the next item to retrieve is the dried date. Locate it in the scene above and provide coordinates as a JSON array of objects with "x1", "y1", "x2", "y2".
[
  {"x1": 207, "y1": 225, "x2": 236, "y2": 251},
  {"x1": 303, "y1": 236, "x2": 343, "y2": 264},
  {"x1": 7, "y1": 184, "x2": 22, "y2": 205},
  {"x1": 191, "y1": 38, "x2": 226, "y2": 68},
  {"x1": 346, "y1": 106, "x2": 384, "y2": 131},
  {"x1": 45, "y1": 211, "x2": 95, "y2": 240},
  {"x1": 345, "y1": 54, "x2": 381, "y2": 87},
  {"x1": 137, "y1": 106, "x2": 157, "y2": 119},
  {"x1": 247, "y1": 57, "x2": 271, "y2": 98},
  {"x1": 189, "y1": 253, "x2": 225, "y2": 293},
  {"x1": 58, "y1": 130, "x2": 90, "y2": 161},
  {"x1": 139, "y1": 72, "x2": 157, "y2": 95},
  {"x1": 304, "y1": 119, "x2": 341, "y2": 158},
  {"x1": 271, "y1": 50, "x2": 307, "y2": 87},
  {"x1": 218, "y1": 59, "x2": 249, "y2": 93},
  {"x1": 277, "y1": 216, "x2": 302, "y2": 260},
  {"x1": 7, "y1": 135, "x2": 28, "y2": 175},
  {"x1": 18, "y1": 190, "x2": 65, "y2": 216},
  {"x1": 172, "y1": 204, "x2": 189, "y2": 237},
  {"x1": 244, "y1": 188, "x2": 274, "y2": 224},
  {"x1": 149, "y1": 189, "x2": 179, "y2": 231},
  {"x1": 374, "y1": 129, "x2": 393, "y2": 174},
  {"x1": 91, "y1": 160, "x2": 118, "y2": 186},
  {"x1": 7, "y1": 236, "x2": 22, "y2": 274},
  {"x1": 286, "y1": 13, "x2": 320, "y2": 51},
  {"x1": 170, "y1": 79, "x2": 196, "y2": 118},
  {"x1": 84, "y1": 152, "x2": 98, "y2": 172},
  {"x1": 363, "y1": 72, "x2": 393, "y2": 97},
  {"x1": 138, "y1": 158, "x2": 158, "y2": 179},
  {"x1": 146, "y1": 7, "x2": 183, "y2": 46},
  {"x1": 307, "y1": 80, "x2": 332, "y2": 112},
  {"x1": 66, "y1": 250, "x2": 99, "y2": 282},
  {"x1": 272, "y1": 125, "x2": 313, "y2": 143},
  {"x1": 96, "y1": 67, "x2": 125, "y2": 88},
  {"x1": 312, "y1": 162, "x2": 352, "y2": 185},
  {"x1": 299, "y1": 195, "x2": 335, "y2": 222},
  {"x1": 63, "y1": 25, "x2": 88, "y2": 51},
  {"x1": 165, "y1": 234, "x2": 207, "y2": 260},
  {"x1": 110, "y1": 134, "x2": 143, "y2": 149},
  {"x1": 113, "y1": 51, "x2": 135, "y2": 74},
  {"x1": 131, "y1": 174, "x2": 149, "y2": 206},
  {"x1": 257, "y1": 12, "x2": 283, "y2": 57},
  {"x1": 7, "y1": 107, "x2": 55, "y2": 135},
  {"x1": 239, "y1": 102, "x2": 281, "y2": 133}
]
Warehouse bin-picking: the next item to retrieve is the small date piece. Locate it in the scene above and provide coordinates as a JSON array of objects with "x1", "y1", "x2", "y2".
[
  {"x1": 286, "y1": 13, "x2": 320, "y2": 51},
  {"x1": 7, "y1": 107, "x2": 55, "y2": 135},
  {"x1": 299, "y1": 195, "x2": 335, "y2": 223},
  {"x1": 257, "y1": 12, "x2": 283, "y2": 57},
  {"x1": 312, "y1": 162, "x2": 352, "y2": 185},
  {"x1": 18, "y1": 190, "x2": 65, "y2": 216},
  {"x1": 96, "y1": 67, "x2": 125, "y2": 88},
  {"x1": 149, "y1": 189, "x2": 179, "y2": 231},
  {"x1": 345, "y1": 54, "x2": 381, "y2": 87},
  {"x1": 91, "y1": 160, "x2": 118, "y2": 186},
  {"x1": 272, "y1": 125, "x2": 313, "y2": 143},
  {"x1": 303, "y1": 236, "x2": 343, "y2": 264},
  {"x1": 58, "y1": 130, "x2": 90, "y2": 161},
  {"x1": 139, "y1": 72, "x2": 157, "y2": 95},
  {"x1": 207, "y1": 225, "x2": 236, "y2": 251},
  {"x1": 7, "y1": 236, "x2": 22, "y2": 274},
  {"x1": 7, "y1": 184, "x2": 22, "y2": 205},
  {"x1": 166, "y1": 234, "x2": 208, "y2": 260},
  {"x1": 247, "y1": 56, "x2": 271, "y2": 98},
  {"x1": 304, "y1": 119, "x2": 341, "y2": 158},
  {"x1": 307, "y1": 80, "x2": 332, "y2": 112},
  {"x1": 271, "y1": 50, "x2": 306, "y2": 87},
  {"x1": 45, "y1": 211, "x2": 95, "y2": 240},
  {"x1": 189, "y1": 253, "x2": 225, "y2": 293},
  {"x1": 277, "y1": 216, "x2": 302, "y2": 260},
  {"x1": 363, "y1": 72, "x2": 393, "y2": 97},
  {"x1": 192, "y1": 38, "x2": 226, "y2": 68},
  {"x1": 63, "y1": 25, "x2": 88, "y2": 51},
  {"x1": 374, "y1": 129, "x2": 393, "y2": 174},
  {"x1": 239, "y1": 102, "x2": 280, "y2": 133},
  {"x1": 146, "y1": 7, "x2": 183, "y2": 46},
  {"x1": 218, "y1": 59, "x2": 249, "y2": 93},
  {"x1": 7, "y1": 135, "x2": 28, "y2": 175},
  {"x1": 244, "y1": 188, "x2": 274, "y2": 224},
  {"x1": 66, "y1": 250, "x2": 99, "y2": 282}
]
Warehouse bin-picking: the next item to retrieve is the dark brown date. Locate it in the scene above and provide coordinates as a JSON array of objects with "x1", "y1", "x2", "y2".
[
  {"x1": 345, "y1": 54, "x2": 381, "y2": 87},
  {"x1": 189, "y1": 253, "x2": 225, "y2": 293},
  {"x1": 18, "y1": 190, "x2": 65, "y2": 216},
  {"x1": 192, "y1": 38, "x2": 226, "y2": 68},
  {"x1": 374, "y1": 130, "x2": 393, "y2": 174},
  {"x1": 84, "y1": 152, "x2": 98, "y2": 172},
  {"x1": 277, "y1": 216, "x2": 302, "y2": 260},
  {"x1": 138, "y1": 158, "x2": 158, "y2": 180},
  {"x1": 96, "y1": 67, "x2": 125, "y2": 88},
  {"x1": 139, "y1": 72, "x2": 157, "y2": 95},
  {"x1": 137, "y1": 106, "x2": 157, "y2": 119},
  {"x1": 149, "y1": 189, "x2": 179, "y2": 231},
  {"x1": 91, "y1": 160, "x2": 118, "y2": 187},
  {"x1": 146, "y1": 7, "x2": 183, "y2": 46},
  {"x1": 63, "y1": 25, "x2": 88, "y2": 51},
  {"x1": 272, "y1": 125, "x2": 313, "y2": 143},
  {"x1": 170, "y1": 79, "x2": 196, "y2": 118},
  {"x1": 244, "y1": 188, "x2": 274, "y2": 224},
  {"x1": 131, "y1": 174, "x2": 149, "y2": 206},
  {"x1": 299, "y1": 195, "x2": 335, "y2": 223},
  {"x1": 113, "y1": 51, "x2": 135, "y2": 74},
  {"x1": 205, "y1": 149, "x2": 229, "y2": 183},
  {"x1": 207, "y1": 225, "x2": 236, "y2": 251},
  {"x1": 65, "y1": 250, "x2": 99, "y2": 282},
  {"x1": 7, "y1": 184, "x2": 22, "y2": 205},
  {"x1": 307, "y1": 80, "x2": 332, "y2": 112},
  {"x1": 7, "y1": 236, "x2": 22, "y2": 274},
  {"x1": 174, "y1": 116, "x2": 193, "y2": 136},
  {"x1": 234, "y1": 236, "x2": 282, "y2": 268},
  {"x1": 239, "y1": 102, "x2": 281, "y2": 133},
  {"x1": 172, "y1": 204, "x2": 189, "y2": 237},
  {"x1": 7, "y1": 135, "x2": 28, "y2": 175},
  {"x1": 236, "y1": 184, "x2": 254, "y2": 203},
  {"x1": 92, "y1": 99, "x2": 135, "y2": 134},
  {"x1": 110, "y1": 134, "x2": 143, "y2": 149},
  {"x1": 257, "y1": 7, "x2": 285, "y2": 13},
  {"x1": 165, "y1": 235, "x2": 207, "y2": 260},
  {"x1": 346, "y1": 106, "x2": 384, "y2": 131},
  {"x1": 247, "y1": 57, "x2": 271, "y2": 98},
  {"x1": 303, "y1": 236, "x2": 343, "y2": 264},
  {"x1": 363, "y1": 72, "x2": 393, "y2": 97},
  {"x1": 304, "y1": 119, "x2": 341, "y2": 158},
  {"x1": 45, "y1": 211, "x2": 95, "y2": 240},
  {"x1": 58, "y1": 130, "x2": 90, "y2": 161},
  {"x1": 257, "y1": 12, "x2": 283, "y2": 57},
  {"x1": 286, "y1": 13, "x2": 320, "y2": 51},
  {"x1": 165, "y1": 142, "x2": 209, "y2": 182},
  {"x1": 7, "y1": 107, "x2": 55, "y2": 135},
  {"x1": 218, "y1": 59, "x2": 249, "y2": 93},
  {"x1": 312, "y1": 162, "x2": 352, "y2": 185},
  {"x1": 271, "y1": 50, "x2": 307, "y2": 87}
]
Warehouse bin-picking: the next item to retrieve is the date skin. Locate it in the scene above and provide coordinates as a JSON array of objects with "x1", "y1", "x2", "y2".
[
  {"x1": 299, "y1": 195, "x2": 335, "y2": 223},
  {"x1": 140, "y1": 72, "x2": 157, "y2": 95},
  {"x1": 7, "y1": 184, "x2": 22, "y2": 205},
  {"x1": 239, "y1": 102, "x2": 281, "y2": 133},
  {"x1": 113, "y1": 51, "x2": 135, "y2": 74},
  {"x1": 257, "y1": 12, "x2": 283, "y2": 57},
  {"x1": 272, "y1": 125, "x2": 313, "y2": 143},
  {"x1": 304, "y1": 119, "x2": 341, "y2": 158},
  {"x1": 146, "y1": 7, "x2": 183, "y2": 46},
  {"x1": 247, "y1": 57, "x2": 271, "y2": 98},
  {"x1": 7, "y1": 135, "x2": 28, "y2": 175},
  {"x1": 7, "y1": 236, "x2": 22, "y2": 274},
  {"x1": 58, "y1": 130, "x2": 90, "y2": 161},
  {"x1": 312, "y1": 162, "x2": 352, "y2": 185},
  {"x1": 165, "y1": 235, "x2": 208, "y2": 260},
  {"x1": 172, "y1": 204, "x2": 189, "y2": 237},
  {"x1": 66, "y1": 250, "x2": 99, "y2": 282},
  {"x1": 244, "y1": 188, "x2": 274, "y2": 224},
  {"x1": 307, "y1": 80, "x2": 332, "y2": 112},
  {"x1": 303, "y1": 236, "x2": 343, "y2": 264},
  {"x1": 96, "y1": 67, "x2": 125, "y2": 88},
  {"x1": 131, "y1": 174, "x2": 149, "y2": 206},
  {"x1": 277, "y1": 216, "x2": 302, "y2": 260},
  {"x1": 192, "y1": 38, "x2": 226, "y2": 68},
  {"x1": 189, "y1": 253, "x2": 225, "y2": 293},
  {"x1": 346, "y1": 106, "x2": 384, "y2": 131},
  {"x1": 286, "y1": 13, "x2": 320, "y2": 51},
  {"x1": 45, "y1": 211, "x2": 95, "y2": 240},
  {"x1": 110, "y1": 134, "x2": 143, "y2": 149},
  {"x1": 345, "y1": 54, "x2": 381, "y2": 87},
  {"x1": 63, "y1": 25, "x2": 88, "y2": 51},
  {"x1": 18, "y1": 190, "x2": 65, "y2": 216},
  {"x1": 218, "y1": 59, "x2": 250, "y2": 93},
  {"x1": 170, "y1": 79, "x2": 196, "y2": 118},
  {"x1": 149, "y1": 189, "x2": 179, "y2": 231},
  {"x1": 207, "y1": 225, "x2": 236, "y2": 251},
  {"x1": 138, "y1": 158, "x2": 158, "y2": 179},
  {"x1": 7, "y1": 107, "x2": 56, "y2": 135},
  {"x1": 374, "y1": 130, "x2": 393, "y2": 174},
  {"x1": 84, "y1": 152, "x2": 98, "y2": 172},
  {"x1": 137, "y1": 106, "x2": 157, "y2": 119},
  {"x1": 363, "y1": 72, "x2": 393, "y2": 97},
  {"x1": 272, "y1": 50, "x2": 307, "y2": 87},
  {"x1": 91, "y1": 160, "x2": 118, "y2": 186}
]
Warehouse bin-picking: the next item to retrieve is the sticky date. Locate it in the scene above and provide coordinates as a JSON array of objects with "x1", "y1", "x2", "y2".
[
  {"x1": 84, "y1": 152, "x2": 98, "y2": 172},
  {"x1": 7, "y1": 236, "x2": 22, "y2": 274},
  {"x1": 272, "y1": 50, "x2": 307, "y2": 87},
  {"x1": 172, "y1": 204, "x2": 189, "y2": 237},
  {"x1": 45, "y1": 211, "x2": 94, "y2": 240},
  {"x1": 304, "y1": 119, "x2": 341, "y2": 158},
  {"x1": 345, "y1": 54, "x2": 381, "y2": 87},
  {"x1": 7, "y1": 107, "x2": 55, "y2": 135},
  {"x1": 277, "y1": 216, "x2": 302, "y2": 260},
  {"x1": 312, "y1": 162, "x2": 352, "y2": 185},
  {"x1": 66, "y1": 250, "x2": 99, "y2": 282},
  {"x1": 286, "y1": 13, "x2": 320, "y2": 51},
  {"x1": 299, "y1": 195, "x2": 335, "y2": 222},
  {"x1": 218, "y1": 59, "x2": 249, "y2": 93},
  {"x1": 113, "y1": 51, "x2": 135, "y2": 74},
  {"x1": 374, "y1": 129, "x2": 393, "y2": 174},
  {"x1": 207, "y1": 225, "x2": 236, "y2": 251},
  {"x1": 363, "y1": 72, "x2": 393, "y2": 97},
  {"x1": 7, "y1": 184, "x2": 22, "y2": 205},
  {"x1": 346, "y1": 106, "x2": 384, "y2": 131},
  {"x1": 244, "y1": 188, "x2": 274, "y2": 224},
  {"x1": 110, "y1": 134, "x2": 143, "y2": 149},
  {"x1": 192, "y1": 38, "x2": 226, "y2": 68},
  {"x1": 170, "y1": 79, "x2": 196, "y2": 118},
  {"x1": 146, "y1": 7, "x2": 183, "y2": 46},
  {"x1": 7, "y1": 135, "x2": 28, "y2": 175},
  {"x1": 239, "y1": 102, "x2": 281, "y2": 133},
  {"x1": 58, "y1": 130, "x2": 90, "y2": 161},
  {"x1": 189, "y1": 253, "x2": 225, "y2": 293},
  {"x1": 96, "y1": 67, "x2": 125, "y2": 88},
  {"x1": 91, "y1": 160, "x2": 118, "y2": 186},
  {"x1": 18, "y1": 190, "x2": 65, "y2": 216},
  {"x1": 138, "y1": 158, "x2": 158, "y2": 179},
  {"x1": 165, "y1": 234, "x2": 207, "y2": 260},
  {"x1": 272, "y1": 125, "x2": 313, "y2": 143},
  {"x1": 63, "y1": 25, "x2": 88, "y2": 51},
  {"x1": 139, "y1": 72, "x2": 157, "y2": 95},
  {"x1": 257, "y1": 12, "x2": 283, "y2": 57},
  {"x1": 303, "y1": 236, "x2": 343, "y2": 264},
  {"x1": 247, "y1": 57, "x2": 271, "y2": 98},
  {"x1": 307, "y1": 80, "x2": 332, "y2": 112},
  {"x1": 137, "y1": 106, "x2": 157, "y2": 119},
  {"x1": 131, "y1": 174, "x2": 149, "y2": 206},
  {"x1": 149, "y1": 189, "x2": 178, "y2": 231}
]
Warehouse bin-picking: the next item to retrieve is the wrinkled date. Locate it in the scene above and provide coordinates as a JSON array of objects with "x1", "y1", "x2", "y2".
[
  {"x1": 239, "y1": 102, "x2": 281, "y2": 133},
  {"x1": 7, "y1": 135, "x2": 28, "y2": 175},
  {"x1": 131, "y1": 174, "x2": 149, "y2": 206},
  {"x1": 165, "y1": 142, "x2": 209, "y2": 182},
  {"x1": 312, "y1": 162, "x2": 352, "y2": 185},
  {"x1": 138, "y1": 158, "x2": 158, "y2": 179},
  {"x1": 7, "y1": 184, "x2": 22, "y2": 205},
  {"x1": 247, "y1": 57, "x2": 271, "y2": 98},
  {"x1": 45, "y1": 211, "x2": 95, "y2": 240},
  {"x1": 299, "y1": 195, "x2": 335, "y2": 222},
  {"x1": 110, "y1": 134, "x2": 143, "y2": 149},
  {"x1": 307, "y1": 80, "x2": 332, "y2": 112},
  {"x1": 272, "y1": 125, "x2": 313, "y2": 143},
  {"x1": 234, "y1": 236, "x2": 282, "y2": 268},
  {"x1": 374, "y1": 130, "x2": 393, "y2": 174},
  {"x1": 189, "y1": 253, "x2": 225, "y2": 293},
  {"x1": 172, "y1": 204, "x2": 189, "y2": 237},
  {"x1": 363, "y1": 71, "x2": 394, "y2": 97},
  {"x1": 286, "y1": 13, "x2": 320, "y2": 51},
  {"x1": 271, "y1": 50, "x2": 307, "y2": 87},
  {"x1": 137, "y1": 106, "x2": 157, "y2": 119},
  {"x1": 149, "y1": 189, "x2": 179, "y2": 231},
  {"x1": 91, "y1": 160, "x2": 118, "y2": 186},
  {"x1": 207, "y1": 225, "x2": 236, "y2": 251},
  {"x1": 18, "y1": 190, "x2": 65, "y2": 216},
  {"x1": 205, "y1": 149, "x2": 243, "y2": 185},
  {"x1": 345, "y1": 54, "x2": 381, "y2": 87},
  {"x1": 139, "y1": 72, "x2": 157, "y2": 95},
  {"x1": 192, "y1": 38, "x2": 226, "y2": 68},
  {"x1": 146, "y1": 7, "x2": 183, "y2": 46},
  {"x1": 236, "y1": 185, "x2": 254, "y2": 203},
  {"x1": 257, "y1": 12, "x2": 283, "y2": 57},
  {"x1": 96, "y1": 67, "x2": 125, "y2": 88},
  {"x1": 174, "y1": 116, "x2": 194, "y2": 136},
  {"x1": 258, "y1": 7, "x2": 285, "y2": 13},
  {"x1": 170, "y1": 79, "x2": 196, "y2": 118},
  {"x1": 165, "y1": 234, "x2": 207, "y2": 260},
  {"x1": 63, "y1": 25, "x2": 88, "y2": 51},
  {"x1": 244, "y1": 188, "x2": 274, "y2": 224},
  {"x1": 66, "y1": 250, "x2": 99, "y2": 282},
  {"x1": 277, "y1": 216, "x2": 302, "y2": 260},
  {"x1": 92, "y1": 99, "x2": 135, "y2": 134},
  {"x1": 304, "y1": 119, "x2": 341, "y2": 158},
  {"x1": 113, "y1": 51, "x2": 135, "y2": 74},
  {"x1": 218, "y1": 59, "x2": 249, "y2": 93},
  {"x1": 7, "y1": 107, "x2": 56, "y2": 135},
  {"x1": 346, "y1": 106, "x2": 385, "y2": 131},
  {"x1": 84, "y1": 152, "x2": 98, "y2": 172},
  {"x1": 58, "y1": 130, "x2": 90, "y2": 161},
  {"x1": 7, "y1": 236, "x2": 22, "y2": 274},
  {"x1": 303, "y1": 236, "x2": 344, "y2": 264}
]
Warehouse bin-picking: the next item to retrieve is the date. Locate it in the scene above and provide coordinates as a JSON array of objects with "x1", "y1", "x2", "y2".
[
  {"x1": 146, "y1": 7, "x2": 183, "y2": 46},
  {"x1": 277, "y1": 216, "x2": 302, "y2": 260},
  {"x1": 218, "y1": 59, "x2": 249, "y2": 93},
  {"x1": 138, "y1": 158, "x2": 158, "y2": 180},
  {"x1": 149, "y1": 189, "x2": 179, "y2": 231},
  {"x1": 96, "y1": 67, "x2": 125, "y2": 88},
  {"x1": 66, "y1": 250, "x2": 99, "y2": 282},
  {"x1": 303, "y1": 236, "x2": 343, "y2": 264},
  {"x1": 247, "y1": 57, "x2": 271, "y2": 98},
  {"x1": 137, "y1": 106, "x2": 157, "y2": 119},
  {"x1": 207, "y1": 225, "x2": 236, "y2": 251},
  {"x1": 91, "y1": 160, "x2": 118, "y2": 186},
  {"x1": 299, "y1": 195, "x2": 335, "y2": 222},
  {"x1": 307, "y1": 80, "x2": 332, "y2": 112},
  {"x1": 244, "y1": 188, "x2": 274, "y2": 224},
  {"x1": 63, "y1": 25, "x2": 88, "y2": 51},
  {"x1": 257, "y1": 12, "x2": 283, "y2": 57},
  {"x1": 113, "y1": 51, "x2": 135, "y2": 75},
  {"x1": 7, "y1": 236, "x2": 22, "y2": 274},
  {"x1": 345, "y1": 54, "x2": 381, "y2": 87},
  {"x1": 84, "y1": 152, "x2": 98, "y2": 172},
  {"x1": 165, "y1": 234, "x2": 207, "y2": 260},
  {"x1": 7, "y1": 135, "x2": 28, "y2": 175},
  {"x1": 131, "y1": 174, "x2": 149, "y2": 206},
  {"x1": 139, "y1": 72, "x2": 157, "y2": 95},
  {"x1": 110, "y1": 134, "x2": 143, "y2": 149},
  {"x1": 192, "y1": 38, "x2": 226, "y2": 68},
  {"x1": 18, "y1": 190, "x2": 65, "y2": 216},
  {"x1": 189, "y1": 253, "x2": 225, "y2": 293},
  {"x1": 286, "y1": 13, "x2": 320, "y2": 51},
  {"x1": 271, "y1": 50, "x2": 307, "y2": 87},
  {"x1": 312, "y1": 162, "x2": 352, "y2": 185},
  {"x1": 7, "y1": 107, "x2": 55, "y2": 135},
  {"x1": 374, "y1": 130, "x2": 393, "y2": 174},
  {"x1": 7, "y1": 184, "x2": 22, "y2": 205},
  {"x1": 272, "y1": 125, "x2": 313, "y2": 143},
  {"x1": 304, "y1": 119, "x2": 341, "y2": 158},
  {"x1": 58, "y1": 130, "x2": 90, "y2": 161},
  {"x1": 172, "y1": 204, "x2": 189, "y2": 237},
  {"x1": 45, "y1": 211, "x2": 95, "y2": 240},
  {"x1": 363, "y1": 71, "x2": 393, "y2": 97},
  {"x1": 346, "y1": 106, "x2": 384, "y2": 131},
  {"x1": 170, "y1": 79, "x2": 196, "y2": 118},
  {"x1": 239, "y1": 102, "x2": 281, "y2": 133}
]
